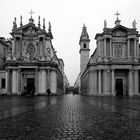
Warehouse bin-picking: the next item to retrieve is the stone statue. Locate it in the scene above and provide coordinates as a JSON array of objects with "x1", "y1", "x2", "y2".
[
  {"x1": 104, "y1": 19, "x2": 107, "y2": 28},
  {"x1": 132, "y1": 20, "x2": 136, "y2": 29}
]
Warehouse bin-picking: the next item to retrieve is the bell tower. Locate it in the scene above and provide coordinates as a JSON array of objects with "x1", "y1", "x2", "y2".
[{"x1": 79, "y1": 24, "x2": 90, "y2": 73}]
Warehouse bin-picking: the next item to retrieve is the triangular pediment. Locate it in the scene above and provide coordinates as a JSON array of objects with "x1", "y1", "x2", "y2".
[{"x1": 111, "y1": 25, "x2": 138, "y2": 36}]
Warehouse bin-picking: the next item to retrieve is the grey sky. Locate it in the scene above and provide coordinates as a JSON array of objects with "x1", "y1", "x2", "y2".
[{"x1": 0, "y1": 0, "x2": 140, "y2": 85}]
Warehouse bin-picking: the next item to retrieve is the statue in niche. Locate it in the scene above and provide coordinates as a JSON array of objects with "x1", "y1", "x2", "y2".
[{"x1": 26, "y1": 43, "x2": 35, "y2": 60}]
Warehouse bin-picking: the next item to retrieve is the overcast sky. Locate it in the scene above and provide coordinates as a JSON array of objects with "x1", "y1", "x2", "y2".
[{"x1": 0, "y1": 0, "x2": 140, "y2": 85}]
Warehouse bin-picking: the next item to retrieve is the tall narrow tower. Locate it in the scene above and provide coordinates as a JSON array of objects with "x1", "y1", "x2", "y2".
[{"x1": 79, "y1": 24, "x2": 90, "y2": 73}]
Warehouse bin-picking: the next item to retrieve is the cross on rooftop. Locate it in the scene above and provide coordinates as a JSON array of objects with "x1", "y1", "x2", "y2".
[
  {"x1": 29, "y1": 10, "x2": 34, "y2": 18},
  {"x1": 115, "y1": 11, "x2": 120, "y2": 20}
]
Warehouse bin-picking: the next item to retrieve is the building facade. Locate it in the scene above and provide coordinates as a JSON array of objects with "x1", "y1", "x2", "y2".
[
  {"x1": 80, "y1": 17, "x2": 140, "y2": 96},
  {"x1": 0, "y1": 15, "x2": 67, "y2": 95}
]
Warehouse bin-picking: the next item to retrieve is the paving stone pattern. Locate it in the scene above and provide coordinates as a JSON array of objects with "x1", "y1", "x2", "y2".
[{"x1": 0, "y1": 95, "x2": 140, "y2": 140}]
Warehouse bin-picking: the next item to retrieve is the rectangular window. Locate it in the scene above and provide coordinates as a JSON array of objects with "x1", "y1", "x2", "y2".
[{"x1": 1, "y1": 78, "x2": 5, "y2": 89}]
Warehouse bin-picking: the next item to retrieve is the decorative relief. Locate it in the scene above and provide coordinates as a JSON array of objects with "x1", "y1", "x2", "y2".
[
  {"x1": 113, "y1": 30, "x2": 126, "y2": 37},
  {"x1": 114, "y1": 44, "x2": 123, "y2": 58},
  {"x1": 26, "y1": 43, "x2": 35, "y2": 60}
]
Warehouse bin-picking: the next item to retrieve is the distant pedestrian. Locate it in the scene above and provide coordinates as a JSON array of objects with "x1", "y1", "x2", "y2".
[{"x1": 47, "y1": 89, "x2": 51, "y2": 97}]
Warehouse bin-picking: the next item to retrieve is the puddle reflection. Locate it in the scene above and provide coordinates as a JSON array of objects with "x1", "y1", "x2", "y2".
[{"x1": 89, "y1": 98, "x2": 140, "y2": 117}]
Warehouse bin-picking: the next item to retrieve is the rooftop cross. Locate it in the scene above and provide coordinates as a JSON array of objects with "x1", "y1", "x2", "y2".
[
  {"x1": 115, "y1": 11, "x2": 120, "y2": 20},
  {"x1": 29, "y1": 10, "x2": 34, "y2": 18}
]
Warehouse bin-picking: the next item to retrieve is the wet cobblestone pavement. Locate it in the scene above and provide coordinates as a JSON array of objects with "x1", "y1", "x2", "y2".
[{"x1": 0, "y1": 95, "x2": 140, "y2": 140}]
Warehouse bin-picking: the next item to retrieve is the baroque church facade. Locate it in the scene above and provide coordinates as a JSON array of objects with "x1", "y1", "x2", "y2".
[
  {"x1": 76, "y1": 15, "x2": 140, "y2": 97},
  {"x1": 0, "y1": 14, "x2": 69, "y2": 95}
]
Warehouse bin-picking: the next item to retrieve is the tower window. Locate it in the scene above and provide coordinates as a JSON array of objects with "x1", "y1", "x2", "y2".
[
  {"x1": 40, "y1": 37, "x2": 43, "y2": 41},
  {"x1": 83, "y1": 43, "x2": 86, "y2": 48}
]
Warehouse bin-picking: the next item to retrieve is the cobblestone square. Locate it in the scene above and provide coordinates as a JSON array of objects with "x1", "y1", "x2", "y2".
[{"x1": 0, "y1": 95, "x2": 140, "y2": 140}]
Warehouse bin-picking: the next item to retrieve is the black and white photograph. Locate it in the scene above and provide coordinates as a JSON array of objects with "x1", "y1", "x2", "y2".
[{"x1": 0, "y1": 0, "x2": 140, "y2": 139}]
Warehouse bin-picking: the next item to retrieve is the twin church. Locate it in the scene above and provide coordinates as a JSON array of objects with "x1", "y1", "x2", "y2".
[
  {"x1": 0, "y1": 12, "x2": 69, "y2": 95},
  {"x1": 76, "y1": 13, "x2": 140, "y2": 97},
  {"x1": 0, "y1": 12, "x2": 140, "y2": 97}
]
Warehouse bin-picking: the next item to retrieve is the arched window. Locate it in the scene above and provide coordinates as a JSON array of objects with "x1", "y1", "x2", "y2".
[{"x1": 83, "y1": 43, "x2": 86, "y2": 48}]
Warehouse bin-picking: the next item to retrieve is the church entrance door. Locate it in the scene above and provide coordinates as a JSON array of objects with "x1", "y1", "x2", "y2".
[
  {"x1": 115, "y1": 79, "x2": 123, "y2": 96},
  {"x1": 27, "y1": 78, "x2": 35, "y2": 95}
]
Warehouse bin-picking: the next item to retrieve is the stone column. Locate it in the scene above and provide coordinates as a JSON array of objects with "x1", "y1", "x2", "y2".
[
  {"x1": 103, "y1": 70, "x2": 107, "y2": 95},
  {"x1": 17, "y1": 69, "x2": 21, "y2": 94},
  {"x1": 134, "y1": 38, "x2": 137, "y2": 62},
  {"x1": 20, "y1": 37, "x2": 22, "y2": 55},
  {"x1": 128, "y1": 69, "x2": 133, "y2": 96},
  {"x1": 134, "y1": 70, "x2": 139, "y2": 95},
  {"x1": 20, "y1": 71, "x2": 23, "y2": 94},
  {"x1": 41, "y1": 69, "x2": 46, "y2": 94},
  {"x1": 98, "y1": 41, "x2": 102, "y2": 62},
  {"x1": 12, "y1": 69, "x2": 17, "y2": 94},
  {"x1": 98, "y1": 70, "x2": 101, "y2": 95},
  {"x1": 35, "y1": 69, "x2": 38, "y2": 94},
  {"x1": 6, "y1": 69, "x2": 10, "y2": 94},
  {"x1": 47, "y1": 70, "x2": 50, "y2": 89},
  {"x1": 127, "y1": 39, "x2": 130, "y2": 58},
  {"x1": 111, "y1": 69, "x2": 115, "y2": 96},
  {"x1": 88, "y1": 70, "x2": 94, "y2": 95},
  {"x1": 38, "y1": 70, "x2": 42, "y2": 93},
  {"x1": 50, "y1": 70, "x2": 57, "y2": 94},
  {"x1": 104, "y1": 38, "x2": 107, "y2": 62},
  {"x1": 94, "y1": 70, "x2": 97, "y2": 95},
  {"x1": 110, "y1": 39, "x2": 112, "y2": 58}
]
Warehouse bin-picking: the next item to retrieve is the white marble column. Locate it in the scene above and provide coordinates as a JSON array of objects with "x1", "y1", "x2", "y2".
[
  {"x1": 134, "y1": 70, "x2": 139, "y2": 95},
  {"x1": 12, "y1": 69, "x2": 17, "y2": 94},
  {"x1": 50, "y1": 70, "x2": 57, "y2": 94},
  {"x1": 128, "y1": 69, "x2": 133, "y2": 96},
  {"x1": 111, "y1": 69, "x2": 115, "y2": 96},
  {"x1": 103, "y1": 70, "x2": 107, "y2": 95},
  {"x1": 98, "y1": 70, "x2": 101, "y2": 95},
  {"x1": 41, "y1": 69, "x2": 46, "y2": 94}
]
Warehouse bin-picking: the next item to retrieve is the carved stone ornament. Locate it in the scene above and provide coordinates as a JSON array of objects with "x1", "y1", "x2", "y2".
[
  {"x1": 26, "y1": 43, "x2": 35, "y2": 60},
  {"x1": 114, "y1": 45, "x2": 123, "y2": 58},
  {"x1": 113, "y1": 30, "x2": 126, "y2": 36}
]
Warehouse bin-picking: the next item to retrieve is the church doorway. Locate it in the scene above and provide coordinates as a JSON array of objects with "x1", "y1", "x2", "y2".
[
  {"x1": 115, "y1": 79, "x2": 123, "y2": 96},
  {"x1": 27, "y1": 78, "x2": 35, "y2": 95}
]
